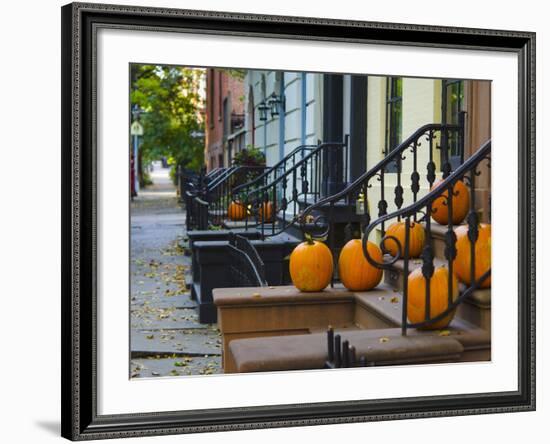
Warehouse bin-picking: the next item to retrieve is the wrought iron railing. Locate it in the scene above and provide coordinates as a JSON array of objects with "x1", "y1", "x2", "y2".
[
  {"x1": 242, "y1": 137, "x2": 349, "y2": 239},
  {"x1": 231, "y1": 143, "x2": 318, "y2": 201},
  {"x1": 299, "y1": 123, "x2": 464, "y2": 251},
  {"x1": 325, "y1": 327, "x2": 370, "y2": 368},
  {"x1": 186, "y1": 194, "x2": 209, "y2": 231},
  {"x1": 207, "y1": 165, "x2": 267, "y2": 226},
  {"x1": 361, "y1": 139, "x2": 491, "y2": 335},
  {"x1": 226, "y1": 233, "x2": 268, "y2": 287},
  {"x1": 205, "y1": 167, "x2": 226, "y2": 182}
]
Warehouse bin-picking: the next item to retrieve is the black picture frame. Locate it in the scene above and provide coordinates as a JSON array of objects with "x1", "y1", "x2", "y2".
[{"x1": 61, "y1": 2, "x2": 536, "y2": 440}]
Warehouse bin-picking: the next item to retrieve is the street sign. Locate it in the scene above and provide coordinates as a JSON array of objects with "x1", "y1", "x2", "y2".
[{"x1": 130, "y1": 121, "x2": 144, "y2": 136}]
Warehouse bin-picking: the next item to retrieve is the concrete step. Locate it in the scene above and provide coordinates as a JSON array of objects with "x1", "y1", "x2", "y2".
[
  {"x1": 426, "y1": 222, "x2": 466, "y2": 261},
  {"x1": 382, "y1": 258, "x2": 490, "y2": 331}
]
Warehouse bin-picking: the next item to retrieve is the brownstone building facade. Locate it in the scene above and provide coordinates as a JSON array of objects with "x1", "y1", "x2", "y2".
[{"x1": 205, "y1": 69, "x2": 246, "y2": 171}]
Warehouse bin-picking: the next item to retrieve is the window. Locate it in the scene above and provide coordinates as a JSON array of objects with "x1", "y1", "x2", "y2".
[
  {"x1": 222, "y1": 96, "x2": 230, "y2": 138},
  {"x1": 208, "y1": 69, "x2": 215, "y2": 129},
  {"x1": 218, "y1": 71, "x2": 223, "y2": 121},
  {"x1": 218, "y1": 154, "x2": 224, "y2": 168},
  {"x1": 442, "y1": 79, "x2": 465, "y2": 169},
  {"x1": 384, "y1": 77, "x2": 403, "y2": 172},
  {"x1": 385, "y1": 77, "x2": 403, "y2": 155}
]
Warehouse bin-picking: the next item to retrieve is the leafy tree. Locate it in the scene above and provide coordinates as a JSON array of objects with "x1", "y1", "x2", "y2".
[{"x1": 130, "y1": 65, "x2": 205, "y2": 183}]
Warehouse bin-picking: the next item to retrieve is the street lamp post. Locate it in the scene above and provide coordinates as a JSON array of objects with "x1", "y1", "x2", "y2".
[{"x1": 130, "y1": 105, "x2": 144, "y2": 197}]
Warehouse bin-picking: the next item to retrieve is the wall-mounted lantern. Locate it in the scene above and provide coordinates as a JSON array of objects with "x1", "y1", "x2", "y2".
[
  {"x1": 267, "y1": 92, "x2": 285, "y2": 118},
  {"x1": 258, "y1": 100, "x2": 270, "y2": 121}
]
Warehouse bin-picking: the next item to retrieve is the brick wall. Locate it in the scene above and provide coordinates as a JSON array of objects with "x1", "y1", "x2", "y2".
[{"x1": 205, "y1": 69, "x2": 245, "y2": 170}]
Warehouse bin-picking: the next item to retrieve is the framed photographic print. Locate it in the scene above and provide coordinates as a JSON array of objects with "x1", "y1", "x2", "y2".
[{"x1": 61, "y1": 2, "x2": 536, "y2": 440}]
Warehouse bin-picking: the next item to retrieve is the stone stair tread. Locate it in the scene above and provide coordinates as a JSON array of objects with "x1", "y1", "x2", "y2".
[
  {"x1": 458, "y1": 284, "x2": 491, "y2": 307},
  {"x1": 388, "y1": 258, "x2": 491, "y2": 308},
  {"x1": 213, "y1": 283, "x2": 353, "y2": 306},
  {"x1": 252, "y1": 232, "x2": 301, "y2": 244},
  {"x1": 354, "y1": 284, "x2": 490, "y2": 349},
  {"x1": 223, "y1": 220, "x2": 278, "y2": 230},
  {"x1": 229, "y1": 328, "x2": 465, "y2": 373},
  {"x1": 425, "y1": 222, "x2": 467, "y2": 237},
  {"x1": 390, "y1": 256, "x2": 447, "y2": 272}
]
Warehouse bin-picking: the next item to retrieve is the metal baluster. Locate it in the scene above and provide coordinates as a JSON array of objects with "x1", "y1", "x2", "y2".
[
  {"x1": 281, "y1": 175, "x2": 287, "y2": 231},
  {"x1": 271, "y1": 184, "x2": 275, "y2": 236},
  {"x1": 459, "y1": 111, "x2": 466, "y2": 165},
  {"x1": 394, "y1": 153, "x2": 404, "y2": 221},
  {"x1": 329, "y1": 202, "x2": 335, "y2": 288},
  {"x1": 411, "y1": 141, "x2": 420, "y2": 221},
  {"x1": 467, "y1": 169, "x2": 478, "y2": 288},
  {"x1": 327, "y1": 326, "x2": 334, "y2": 362},
  {"x1": 363, "y1": 183, "x2": 371, "y2": 229},
  {"x1": 422, "y1": 203, "x2": 435, "y2": 324},
  {"x1": 378, "y1": 170, "x2": 387, "y2": 235},
  {"x1": 334, "y1": 334, "x2": 342, "y2": 368},
  {"x1": 260, "y1": 188, "x2": 266, "y2": 225},
  {"x1": 344, "y1": 189, "x2": 353, "y2": 243},
  {"x1": 402, "y1": 216, "x2": 411, "y2": 336},
  {"x1": 445, "y1": 183, "x2": 457, "y2": 307},
  {"x1": 292, "y1": 168, "x2": 297, "y2": 216},
  {"x1": 342, "y1": 340, "x2": 350, "y2": 368},
  {"x1": 427, "y1": 131, "x2": 436, "y2": 188},
  {"x1": 442, "y1": 128, "x2": 452, "y2": 178}
]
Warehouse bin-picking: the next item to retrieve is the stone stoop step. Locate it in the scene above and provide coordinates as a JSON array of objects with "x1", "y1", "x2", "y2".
[
  {"x1": 383, "y1": 255, "x2": 491, "y2": 331},
  {"x1": 214, "y1": 284, "x2": 490, "y2": 373},
  {"x1": 228, "y1": 329, "x2": 465, "y2": 373}
]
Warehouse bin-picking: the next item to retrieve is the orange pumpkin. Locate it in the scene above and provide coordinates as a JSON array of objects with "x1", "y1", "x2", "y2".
[
  {"x1": 338, "y1": 239, "x2": 383, "y2": 291},
  {"x1": 407, "y1": 266, "x2": 458, "y2": 330},
  {"x1": 382, "y1": 221, "x2": 425, "y2": 258},
  {"x1": 431, "y1": 179, "x2": 470, "y2": 225},
  {"x1": 290, "y1": 238, "x2": 333, "y2": 292},
  {"x1": 453, "y1": 223, "x2": 491, "y2": 288},
  {"x1": 258, "y1": 201, "x2": 273, "y2": 222},
  {"x1": 227, "y1": 200, "x2": 246, "y2": 221}
]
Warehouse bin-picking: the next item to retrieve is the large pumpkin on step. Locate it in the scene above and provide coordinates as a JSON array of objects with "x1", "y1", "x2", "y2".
[
  {"x1": 407, "y1": 266, "x2": 458, "y2": 330},
  {"x1": 228, "y1": 200, "x2": 246, "y2": 221},
  {"x1": 338, "y1": 239, "x2": 383, "y2": 291},
  {"x1": 431, "y1": 179, "x2": 469, "y2": 225},
  {"x1": 258, "y1": 201, "x2": 273, "y2": 222},
  {"x1": 382, "y1": 221, "x2": 425, "y2": 258},
  {"x1": 453, "y1": 223, "x2": 491, "y2": 288},
  {"x1": 290, "y1": 238, "x2": 333, "y2": 292}
]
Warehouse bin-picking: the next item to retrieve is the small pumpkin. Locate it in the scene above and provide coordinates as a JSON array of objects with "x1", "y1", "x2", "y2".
[
  {"x1": 431, "y1": 179, "x2": 470, "y2": 225},
  {"x1": 382, "y1": 221, "x2": 425, "y2": 258},
  {"x1": 258, "y1": 201, "x2": 273, "y2": 222},
  {"x1": 289, "y1": 237, "x2": 333, "y2": 292},
  {"x1": 227, "y1": 200, "x2": 247, "y2": 221},
  {"x1": 407, "y1": 266, "x2": 458, "y2": 330},
  {"x1": 338, "y1": 239, "x2": 383, "y2": 291},
  {"x1": 453, "y1": 223, "x2": 491, "y2": 288}
]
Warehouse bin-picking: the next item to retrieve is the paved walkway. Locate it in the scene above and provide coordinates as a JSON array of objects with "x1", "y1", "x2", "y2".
[{"x1": 130, "y1": 163, "x2": 222, "y2": 378}]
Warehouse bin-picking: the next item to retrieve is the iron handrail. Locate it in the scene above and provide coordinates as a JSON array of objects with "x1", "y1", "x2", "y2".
[
  {"x1": 361, "y1": 139, "x2": 491, "y2": 334},
  {"x1": 205, "y1": 166, "x2": 238, "y2": 191},
  {"x1": 242, "y1": 137, "x2": 349, "y2": 238},
  {"x1": 299, "y1": 123, "x2": 463, "y2": 234},
  {"x1": 227, "y1": 233, "x2": 268, "y2": 287},
  {"x1": 231, "y1": 143, "x2": 317, "y2": 198}
]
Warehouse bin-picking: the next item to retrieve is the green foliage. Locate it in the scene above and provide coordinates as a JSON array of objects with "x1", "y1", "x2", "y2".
[
  {"x1": 231, "y1": 145, "x2": 266, "y2": 168},
  {"x1": 230, "y1": 145, "x2": 266, "y2": 193},
  {"x1": 130, "y1": 64, "x2": 205, "y2": 172}
]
